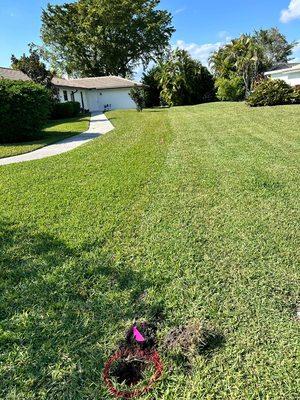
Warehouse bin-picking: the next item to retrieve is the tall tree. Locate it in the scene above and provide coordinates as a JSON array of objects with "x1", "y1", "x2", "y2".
[
  {"x1": 41, "y1": 0, "x2": 175, "y2": 77},
  {"x1": 11, "y1": 45, "x2": 54, "y2": 88},
  {"x1": 254, "y1": 28, "x2": 296, "y2": 71},
  {"x1": 209, "y1": 28, "x2": 296, "y2": 97},
  {"x1": 209, "y1": 45, "x2": 235, "y2": 79},
  {"x1": 159, "y1": 49, "x2": 215, "y2": 106},
  {"x1": 142, "y1": 65, "x2": 162, "y2": 107},
  {"x1": 230, "y1": 35, "x2": 264, "y2": 96}
]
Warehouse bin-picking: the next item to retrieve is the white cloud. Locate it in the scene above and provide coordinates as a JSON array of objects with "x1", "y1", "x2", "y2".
[
  {"x1": 134, "y1": 35, "x2": 232, "y2": 79},
  {"x1": 175, "y1": 37, "x2": 230, "y2": 67},
  {"x1": 280, "y1": 0, "x2": 300, "y2": 23},
  {"x1": 174, "y1": 7, "x2": 186, "y2": 14},
  {"x1": 218, "y1": 30, "x2": 231, "y2": 41}
]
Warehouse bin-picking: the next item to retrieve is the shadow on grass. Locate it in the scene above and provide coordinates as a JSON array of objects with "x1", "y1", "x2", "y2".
[
  {"x1": 0, "y1": 135, "x2": 47, "y2": 146},
  {"x1": 45, "y1": 115, "x2": 90, "y2": 129},
  {"x1": 146, "y1": 108, "x2": 169, "y2": 113},
  {"x1": 0, "y1": 132, "x2": 85, "y2": 159},
  {"x1": 0, "y1": 220, "x2": 153, "y2": 396},
  {"x1": 199, "y1": 332, "x2": 226, "y2": 359},
  {"x1": 0, "y1": 132, "x2": 80, "y2": 147}
]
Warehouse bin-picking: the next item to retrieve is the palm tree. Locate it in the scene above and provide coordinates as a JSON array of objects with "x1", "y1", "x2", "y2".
[
  {"x1": 159, "y1": 49, "x2": 214, "y2": 106},
  {"x1": 232, "y1": 35, "x2": 264, "y2": 96},
  {"x1": 210, "y1": 35, "x2": 264, "y2": 97}
]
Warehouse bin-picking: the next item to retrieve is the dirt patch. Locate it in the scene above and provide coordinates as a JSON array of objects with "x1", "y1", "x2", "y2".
[
  {"x1": 164, "y1": 321, "x2": 209, "y2": 353},
  {"x1": 163, "y1": 320, "x2": 224, "y2": 364},
  {"x1": 104, "y1": 320, "x2": 163, "y2": 398},
  {"x1": 103, "y1": 348, "x2": 163, "y2": 399},
  {"x1": 296, "y1": 304, "x2": 300, "y2": 321},
  {"x1": 124, "y1": 322, "x2": 158, "y2": 351}
]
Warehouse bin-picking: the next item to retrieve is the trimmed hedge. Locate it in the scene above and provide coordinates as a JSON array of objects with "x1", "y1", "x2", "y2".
[
  {"x1": 51, "y1": 101, "x2": 81, "y2": 119},
  {"x1": 247, "y1": 79, "x2": 297, "y2": 107},
  {"x1": 0, "y1": 79, "x2": 52, "y2": 143}
]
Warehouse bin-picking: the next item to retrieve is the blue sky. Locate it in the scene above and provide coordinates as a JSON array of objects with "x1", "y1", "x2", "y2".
[{"x1": 0, "y1": 0, "x2": 299, "y2": 72}]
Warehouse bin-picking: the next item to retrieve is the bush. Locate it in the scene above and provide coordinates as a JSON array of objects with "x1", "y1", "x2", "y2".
[
  {"x1": 0, "y1": 79, "x2": 52, "y2": 143},
  {"x1": 129, "y1": 87, "x2": 145, "y2": 111},
  {"x1": 142, "y1": 66, "x2": 161, "y2": 108},
  {"x1": 215, "y1": 76, "x2": 245, "y2": 101},
  {"x1": 51, "y1": 101, "x2": 81, "y2": 119},
  {"x1": 291, "y1": 86, "x2": 300, "y2": 104},
  {"x1": 247, "y1": 79, "x2": 294, "y2": 107}
]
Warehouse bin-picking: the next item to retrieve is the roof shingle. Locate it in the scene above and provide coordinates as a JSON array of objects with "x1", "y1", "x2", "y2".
[
  {"x1": 0, "y1": 68, "x2": 143, "y2": 89},
  {"x1": 52, "y1": 75, "x2": 143, "y2": 90},
  {"x1": 0, "y1": 67, "x2": 31, "y2": 81}
]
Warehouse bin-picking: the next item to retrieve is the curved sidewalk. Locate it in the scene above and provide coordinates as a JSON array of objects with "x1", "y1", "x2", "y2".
[{"x1": 0, "y1": 112, "x2": 114, "y2": 166}]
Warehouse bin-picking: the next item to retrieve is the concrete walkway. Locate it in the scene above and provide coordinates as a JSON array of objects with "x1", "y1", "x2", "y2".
[{"x1": 0, "y1": 112, "x2": 114, "y2": 166}]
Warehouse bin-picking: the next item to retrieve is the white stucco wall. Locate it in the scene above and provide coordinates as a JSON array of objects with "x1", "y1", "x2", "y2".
[
  {"x1": 86, "y1": 88, "x2": 136, "y2": 111},
  {"x1": 57, "y1": 87, "x2": 136, "y2": 112},
  {"x1": 57, "y1": 88, "x2": 89, "y2": 110},
  {"x1": 268, "y1": 70, "x2": 300, "y2": 87}
]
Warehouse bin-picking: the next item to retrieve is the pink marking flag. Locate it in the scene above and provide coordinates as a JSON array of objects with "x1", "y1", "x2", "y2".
[{"x1": 133, "y1": 326, "x2": 146, "y2": 343}]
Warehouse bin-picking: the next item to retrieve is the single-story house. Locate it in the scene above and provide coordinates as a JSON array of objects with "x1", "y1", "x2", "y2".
[
  {"x1": 264, "y1": 63, "x2": 300, "y2": 87},
  {"x1": 52, "y1": 76, "x2": 143, "y2": 112},
  {"x1": 0, "y1": 67, "x2": 143, "y2": 112},
  {"x1": 0, "y1": 66, "x2": 31, "y2": 81}
]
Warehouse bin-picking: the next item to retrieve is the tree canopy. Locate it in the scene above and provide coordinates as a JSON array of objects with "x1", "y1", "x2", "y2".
[
  {"x1": 209, "y1": 28, "x2": 296, "y2": 96},
  {"x1": 159, "y1": 49, "x2": 215, "y2": 106},
  {"x1": 41, "y1": 0, "x2": 175, "y2": 77},
  {"x1": 142, "y1": 65, "x2": 162, "y2": 107},
  {"x1": 11, "y1": 45, "x2": 54, "y2": 88},
  {"x1": 254, "y1": 28, "x2": 295, "y2": 71}
]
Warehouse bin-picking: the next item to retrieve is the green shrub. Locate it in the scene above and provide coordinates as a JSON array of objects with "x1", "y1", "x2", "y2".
[
  {"x1": 291, "y1": 87, "x2": 300, "y2": 104},
  {"x1": 129, "y1": 87, "x2": 145, "y2": 111},
  {"x1": 0, "y1": 79, "x2": 52, "y2": 143},
  {"x1": 51, "y1": 101, "x2": 81, "y2": 119},
  {"x1": 142, "y1": 66, "x2": 162, "y2": 108},
  {"x1": 247, "y1": 79, "x2": 294, "y2": 107},
  {"x1": 215, "y1": 76, "x2": 245, "y2": 101}
]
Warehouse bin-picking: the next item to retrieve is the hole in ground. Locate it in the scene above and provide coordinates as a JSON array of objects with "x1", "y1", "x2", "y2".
[
  {"x1": 104, "y1": 349, "x2": 163, "y2": 398},
  {"x1": 111, "y1": 359, "x2": 148, "y2": 386}
]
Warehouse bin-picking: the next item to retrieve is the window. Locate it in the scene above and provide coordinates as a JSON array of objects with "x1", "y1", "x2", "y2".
[
  {"x1": 63, "y1": 90, "x2": 68, "y2": 101},
  {"x1": 71, "y1": 91, "x2": 75, "y2": 102}
]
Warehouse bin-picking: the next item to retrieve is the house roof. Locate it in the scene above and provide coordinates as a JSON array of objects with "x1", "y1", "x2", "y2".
[
  {"x1": 268, "y1": 62, "x2": 299, "y2": 71},
  {"x1": 52, "y1": 76, "x2": 143, "y2": 90},
  {"x1": 0, "y1": 68, "x2": 143, "y2": 89},
  {"x1": 0, "y1": 67, "x2": 31, "y2": 81},
  {"x1": 265, "y1": 63, "x2": 300, "y2": 75}
]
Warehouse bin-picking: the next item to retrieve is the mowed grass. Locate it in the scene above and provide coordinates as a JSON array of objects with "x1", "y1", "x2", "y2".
[
  {"x1": 0, "y1": 115, "x2": 90, "y2": 158},
  {"x1": 0, "y1": 102, "x2": 299, "y2": 399}
]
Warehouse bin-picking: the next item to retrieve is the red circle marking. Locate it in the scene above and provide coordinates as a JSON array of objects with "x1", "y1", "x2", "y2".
[{"x1": 103, "y1": 348, "x2": 163, "y2": 399}]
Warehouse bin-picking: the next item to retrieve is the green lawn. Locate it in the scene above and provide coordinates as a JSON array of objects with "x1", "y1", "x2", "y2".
[
  {"x1": 0, "y1": 115, "x2": 90, "y2": 158},
  {"x1": 0, "y1": 102, "x2": 299, "y2": 399}
]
